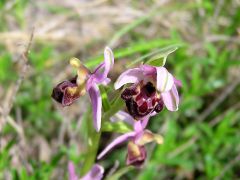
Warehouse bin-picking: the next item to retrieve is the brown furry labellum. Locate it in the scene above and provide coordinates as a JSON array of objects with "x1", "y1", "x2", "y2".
[
  {"x1": 51, "y1": 76, "x2": 83, "y2": 106},
  {"x1": 121, "y1": 82, "x2": 164, "y2": 119}
]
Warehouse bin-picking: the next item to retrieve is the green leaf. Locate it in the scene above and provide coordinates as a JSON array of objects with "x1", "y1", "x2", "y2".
[
  {"x1": 50, "y1": 151, "x2": 65, "y2": 167},
  {"x1": 145, "y1": 45, "x2": 179, "y2": 66},
  {"x1": 85, "y1": 39, "x2": 182, "y2": 69},
  {"x1": 0, "y1": 53, "x2": 17, "y2": 82},
  {"x1": 19, "y1": 168, "x2": 28, "y2": 180},
  {"x1": 126, "y1": 44, "x2": 180, "y2": 68},
  {"x1": 99, "y1": 85, "x2": 111, "y2": 112},
  {"x1": 102, "y1": 121, "x2": 132, "y2": 133},
  {"x1": 102, "y1": 94, "x2": 125, "y2": 121}
]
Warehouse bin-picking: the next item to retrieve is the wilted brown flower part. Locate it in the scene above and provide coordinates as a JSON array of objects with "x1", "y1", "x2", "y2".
[{"x1": 126, "y1": 141, "x2": 147, "y2": 167}]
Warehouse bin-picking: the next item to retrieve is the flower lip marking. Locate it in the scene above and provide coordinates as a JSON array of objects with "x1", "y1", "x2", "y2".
[
  {"x1": 51, "y1": 76, "x2": 81, "y2": 106},
  {"x1": 121, "y1": 82, "x2": 164, "y2": 119}
]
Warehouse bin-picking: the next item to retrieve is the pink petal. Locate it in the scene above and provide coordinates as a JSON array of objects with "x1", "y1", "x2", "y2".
[
  {"x1": 133, "y1": 121, "x2": 143, "y2": 133},
  {"x1": 86, "y1": 76, "x2": 110, "y2": 91},
  {"x1": 88, "y1": 83, "x2": 102, "y2": 132},
  {"x1": 68, "y1": 162, "x2": 78, "y2": 180},
  {"x1": 97, "y1": 132, "x2": 136, "y2": 159},
  {"x1": 92, "y1": 63, "x2": 104, "y2": 75},
  {"x1": 110, "y1": 111, "x2": 135, "y2": 126},
  {"x1": 114, "y1": 68, "x2": 143, "y2": 89},
  {"x1": 92, "y1": 47, "x2": 114, "y2": 83},
  {"x1": 174, "y1": 77, "x2": 182, "y2": 87},
  {"x1": 104, "y1": 47, "x2": 114, "y2": 69},
  {"x1": 140, "y1": 115, "x2": 150, "y2": 129},
  {"x1": 156, "y1": 67, "x2": 174, "y2": 92},
  {"x1": 101, "y1": 78, "x2": 111, "y2": 86},
  {"x1": 81, "y1": 164, "x2": 104, "y2": 180},
  {"x1": 161, "y1": 84, "x2": 179, "y2": 111},
  {"x1": 140, "y1": 64, "x2": 156, "y2": 76}
]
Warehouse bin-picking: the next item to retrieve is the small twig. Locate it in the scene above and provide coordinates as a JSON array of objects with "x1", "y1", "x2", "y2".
[
  {"x1": 3, "y1": 28, "x2": 34, "y2": 116},
  {"x1": 210, "y1": 102, "x2": 240, "y2": 126},
  {"x1": 168, "y1": 137, "x2": 198, "y2": 159},
  {"x1": 0, "y1": 32, "x2": 85, "y2": 45},
  {"x1": 196, "y1": 77, "x2": 240, "y2": 122},
  {"x1": 105, "y1": 160, "x2": 120, "y2": 178},
  {"x1": 195, "y1": 0, "x2": 205, "y2": 17},
  {"x1": 189, "y1": 35, "x2": 240, "y2": 53},
  {"x1": 206, "y1": 35, "x2": 240, "y2": 44},
  {"x1": 23, "y1": 27, "x2": 34, "y2": 61},
  {"x1": 7, "y1": 116, "x2": 24, "y2": 140},
  {"x1": 0, "y1": 27, "x2": 34, "y2": 169},
  {"x1": 211, "y1": 0, "x2": 225, "y2": 29},
  {"x1": 106, "y1": 166, "x2": 134, "y2": 180},
  {"x1": 1, "y1": 28, "x2": 35, "y2": 140}
]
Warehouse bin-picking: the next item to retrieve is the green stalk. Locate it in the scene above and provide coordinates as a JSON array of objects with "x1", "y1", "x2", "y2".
[
  {"x1": 80, "y1": 91, "x2": 124, "y2": 175},
  {"x1": 80, "y1": 132, "x2": 101, "y2": 175},
  {"x1": 80, "y1": 110, "x2": 101, "y2": 175}
]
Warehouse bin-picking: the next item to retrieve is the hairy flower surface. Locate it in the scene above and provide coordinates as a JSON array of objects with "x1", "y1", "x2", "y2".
[
  {"x1": 97, "y1": 111, "x2": 163, "y2": 167},
  {"x1": 115, "y1": 64, "x2": 181, "y2": 119},
  {"x1": 52, "y1": 47, "x2": 114, "y2": 131},
  {"x1": 68, "y1": 162, "x2": 104, "y2": 180}
]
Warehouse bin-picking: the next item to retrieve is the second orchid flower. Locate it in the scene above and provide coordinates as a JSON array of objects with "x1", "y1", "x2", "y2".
[
  {"x1": 114, "y1": 64, "x2": 181, "y2": 119},
  {"x1": 97, "y1": 111, "x2": 163, "y2": 167},
  {"x1": 52, "y1": 47, "x2": 114, "y2": 132}
]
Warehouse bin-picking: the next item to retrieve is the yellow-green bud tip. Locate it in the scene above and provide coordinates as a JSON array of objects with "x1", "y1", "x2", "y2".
[{"x1": 70, "y1": 57, "x2": 81, "y2": 68}]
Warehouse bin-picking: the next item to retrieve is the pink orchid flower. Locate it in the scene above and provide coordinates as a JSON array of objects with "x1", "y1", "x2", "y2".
[
  {"x1": 114, "y1": 64, "x2": 181, "y2": 119},
  {"x1": 97, "y1": 111, "x2": 163, "y2": 167},
  {"x1": 52, "y1": 47, "x2": 114, "y2": 131},
  {"x1": 68, "y1": 162, "x2": 104, "y2": 180}
]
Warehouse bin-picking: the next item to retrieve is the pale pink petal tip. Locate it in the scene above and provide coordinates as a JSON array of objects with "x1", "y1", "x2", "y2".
[
  {"x1": 156, "y1": 67, "x2": 174, "y2": 92},
  {"x1": 68, "y1": 162, "x2": 78, "y2": 180},
  {"x1": 97, "y1": 132, "x2": 136, "y2": 159},
  {"x1": 110, "y1": 111, "x2": 135, "y2": 126},
  {"x1": 88, "y1": 83, "x2": 102, "y2": 132},
  {"x1": 161, "y1": 84, "x2": 179, "y2": 111},
  {"x1": 114, "y1": 68, "x2": 143, "y2": 89},
  {"x1": 81, "y1": 164, "x2": 104, "y2": 180}
]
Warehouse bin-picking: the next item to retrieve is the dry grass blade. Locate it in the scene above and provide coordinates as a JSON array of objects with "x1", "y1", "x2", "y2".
[{"x1": 0, "y1": 28, "x2": 34, "y2": 140}]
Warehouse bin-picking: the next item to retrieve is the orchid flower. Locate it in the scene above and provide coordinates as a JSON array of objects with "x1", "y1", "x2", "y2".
[
  {"x1": 68, "y1": 162, "x2": 104, "y2": 180},
  {"x1": 52, "y1": 47, "x2": 114, "y2": 131},
  {"x1": 97, "y1": 111, "x2": 163, "y2": 167},
  {"x1": 114, "y1": 64, "x2": 181, "y2": 119}
]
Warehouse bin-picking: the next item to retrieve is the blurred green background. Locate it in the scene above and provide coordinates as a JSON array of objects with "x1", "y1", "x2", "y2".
[{"x1": 0, "y1": 0, "x2": 240, "y2": 179}]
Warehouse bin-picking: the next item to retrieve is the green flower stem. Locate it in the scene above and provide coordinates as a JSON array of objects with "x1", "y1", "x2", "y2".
[
  {"x1": 103, "y1": 94, "x2": 125, "y2": 121},
  {"x1": 80, "y1": 91, "x2": 124, "y2": 175},
  {"x1": 80, "y1": 126, "x2": 101, "y2": 175}
]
